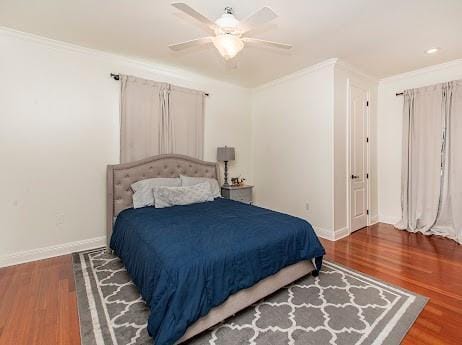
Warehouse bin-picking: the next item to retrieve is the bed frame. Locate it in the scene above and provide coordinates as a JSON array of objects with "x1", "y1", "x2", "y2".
[{"x1": 107, "y1": 154, "x2": 316, "y2": 343}]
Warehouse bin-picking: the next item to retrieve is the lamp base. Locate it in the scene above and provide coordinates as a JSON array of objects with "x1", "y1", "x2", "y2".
[{"x1": 223, "y1": 160, "x2": 229, "y2": 187}]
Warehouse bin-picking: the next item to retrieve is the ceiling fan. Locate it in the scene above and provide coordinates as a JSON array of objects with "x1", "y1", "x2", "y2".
[{"x1": 169, "y1": 3, "x2": 292, "y2": 61}]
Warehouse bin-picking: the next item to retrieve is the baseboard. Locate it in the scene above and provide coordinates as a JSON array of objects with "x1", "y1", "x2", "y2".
[
  {"x1": 378, "y1": 215, "x2": 400, "y2": 225},
  {"x1": 314, "y1": 226, "x2": 350, "y2": 241},
  {"x1": 0, "y1": 236, "x2": 106, "y2": 268},
  {"x1": 333, "y1": 227, "x2": 350, "y2": 240},
  {"x1": 369, "y1": 214, "x2": 379, "y2": 226},
  {"x1": 313, "y1": 227, "x2": 335, "y2": 241}
]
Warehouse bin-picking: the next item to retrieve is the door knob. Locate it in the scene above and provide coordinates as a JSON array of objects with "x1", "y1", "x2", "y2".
[{"x1": 351, "y1": 174, "x2": 360, "y2": 179}]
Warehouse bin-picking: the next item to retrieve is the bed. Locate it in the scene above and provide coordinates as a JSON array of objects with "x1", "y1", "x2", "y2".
[{"x1": 107, "y1": 154, "x2": 325, "y2": 345}]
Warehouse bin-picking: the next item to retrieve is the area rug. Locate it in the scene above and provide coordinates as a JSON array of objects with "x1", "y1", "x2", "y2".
[{"x1": 73, "y1": 248, "x2": 427, "y2": 345}]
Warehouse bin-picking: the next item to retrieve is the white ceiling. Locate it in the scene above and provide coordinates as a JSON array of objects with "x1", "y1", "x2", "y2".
[{"x1": 1, "y1": 0, "x2": 461, "y2": 87}]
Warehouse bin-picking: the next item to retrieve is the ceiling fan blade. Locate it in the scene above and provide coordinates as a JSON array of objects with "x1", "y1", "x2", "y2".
[
  {"x1": 239, "y1": 7, "x2": 277, "y2": 33},
  {"x1": 169, "y1": 37, "x2": 213, "y2": 51},
  {"x1": 242, "y1": 37, "x2": 292, "y2": 50},
  {"x1": 171, "y1": 2, "x2": 218, "y2": 33}
]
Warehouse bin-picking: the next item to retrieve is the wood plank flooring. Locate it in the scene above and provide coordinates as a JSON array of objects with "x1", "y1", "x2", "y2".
[
  {"x1": 320, "y1": 224, "x2": 462, "y2": 345},
  {"x1": 0, "y1": 254, "x2": 80, "y2": 345},
  {"x1": 0, "y1": 223, "x2": 461, "y2": 345}
]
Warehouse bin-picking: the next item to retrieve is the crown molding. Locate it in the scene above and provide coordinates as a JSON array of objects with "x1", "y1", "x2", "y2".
[
  {"x1": 380, "y1": 59, "x2": 462, "y2": 84},
  {"x1": 0, "y1": 26, "x2": 382, "y2": 91},
  {"x1": 335, "y1": 59, "x2": 379, "y2": 84},
  {"x1": 254, "y1": 58, "x2": 339, "y2": 92},
  {"x1": 253, "y1": 58, "x2": 379, "y2": 92},
  {"x1": 0, "y1": 26, "x2": 248, "y2": 90}
]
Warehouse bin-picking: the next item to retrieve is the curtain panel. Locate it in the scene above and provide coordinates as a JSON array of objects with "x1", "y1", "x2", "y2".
[
  {"x1": 120, "y1": 75, "x2": 164, "y2": 163},
  {"x1": 169, "y1": 85, "x2": 205, "y2": 159},
  {"x1": 397, "y1": 80, "x2": 462, "y2": 243},
  {"x1": 120, "y1": 75, "x2": 205, "y2": 163}
]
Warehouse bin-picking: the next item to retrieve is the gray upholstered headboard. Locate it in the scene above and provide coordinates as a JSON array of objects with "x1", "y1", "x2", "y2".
[{"x1": 106, "y1": 154, "x2": 220, "y2": 247}]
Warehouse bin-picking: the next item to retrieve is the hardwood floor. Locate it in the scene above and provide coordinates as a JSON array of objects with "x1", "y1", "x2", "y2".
[
  {"x1": 0, "y1": 254, "x2": 80, "y2": 345},
  {"x1": 320, "y1": 224, "x2": 462, "y2": 345},
  {"x1": 0, "y1": 223, "x2": 461, "y2": 345}
]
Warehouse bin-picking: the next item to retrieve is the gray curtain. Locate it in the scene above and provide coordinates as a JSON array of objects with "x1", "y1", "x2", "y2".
[
  {"x1": 397, "y1": 80, "x2": 462, "y2": 243},
  {"x1": 120, "y1": 75, "x2": 205, "y2": 163}
]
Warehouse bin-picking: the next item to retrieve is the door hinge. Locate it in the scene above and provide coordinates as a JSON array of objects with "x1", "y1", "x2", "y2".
[
  {"x1": 366, "y1": 101, "x2": 369, "y2": 107},
  {"x1": 367, "y1": 209, "x2": 369, "y2": 215},
  {"x1": 366, "y1": 137, "x2": 369, "y2": 143},
  {"x1": 366, "y1": 173, "x2": 369, "y2": 179}
]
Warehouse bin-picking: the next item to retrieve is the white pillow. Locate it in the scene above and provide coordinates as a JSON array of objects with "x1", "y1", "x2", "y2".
[
  {"x1": 131, "y1": 177, "x2": 181, "y2": 208},
  {"x1": 153, "y1": 182, "x2": 214, "y2": 208},
  {"x1": 180, "y1": 175, "x2": 221, "y2": 198}
]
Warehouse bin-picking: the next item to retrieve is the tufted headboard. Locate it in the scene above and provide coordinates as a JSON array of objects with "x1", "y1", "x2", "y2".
[{"x1": 106, "y1": 154, "x2": 220, "y2": 247}]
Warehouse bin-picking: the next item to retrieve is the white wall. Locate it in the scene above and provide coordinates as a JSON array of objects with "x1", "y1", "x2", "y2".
[
  {"x1": 250, "y1": 59, "x2": 378, "y2": 240},
  {"x1": 0, "y1": 28, "x2": 252, "y2": 264},
  {"x1": 377, "y1": 59, "x2": 462, "y2": 224},
  {"x1": 251, "y1": 59, "x2": 378, "y2": 240},
  {"x1": 0, "y1": 28, "x2": 385, "y2": 266},
  {"x1": 251, "y1": 60, "x2": 336, "y2": 233}
]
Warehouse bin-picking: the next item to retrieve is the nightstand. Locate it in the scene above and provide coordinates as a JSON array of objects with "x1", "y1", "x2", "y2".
[{"x1": 221, "y1": 185, "x2": 253, "y2": 204}]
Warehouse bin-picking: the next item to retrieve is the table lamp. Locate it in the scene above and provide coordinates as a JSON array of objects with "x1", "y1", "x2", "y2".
[{"x1": 217, "y1": 146, "x2": 235, "y2": 187}]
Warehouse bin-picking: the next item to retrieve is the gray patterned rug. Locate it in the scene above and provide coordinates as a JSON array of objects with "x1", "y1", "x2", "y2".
[{"x1": 73, "y1": 249, "x2": 427, "y2": 345}]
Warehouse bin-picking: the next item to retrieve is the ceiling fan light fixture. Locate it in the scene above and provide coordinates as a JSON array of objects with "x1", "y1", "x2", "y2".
[
  {"x1": 213, "y1": 34, "x2": 244, "y2": 60},
  {"x1": 169, "y1": 3, "x2": 290, "y2": 64},
  {"x1": 215, "y1": 12, "x2": 240, "y2": 32},
  {"x1": 425, "y1": 47, "x2": 440, "y2": 54}
]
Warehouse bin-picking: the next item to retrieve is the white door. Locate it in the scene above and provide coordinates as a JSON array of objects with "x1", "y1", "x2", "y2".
[{"x1": 350, "y1": 85, "x2": 368, "y2": 232}]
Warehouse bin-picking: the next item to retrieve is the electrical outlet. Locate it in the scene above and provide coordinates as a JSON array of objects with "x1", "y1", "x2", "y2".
[
  {"x1": 56, "y1": 213, "x2": 65, "y2": 228},
  {"x1": 305, "y1": 203, "x2": 310, "y2": 212}
]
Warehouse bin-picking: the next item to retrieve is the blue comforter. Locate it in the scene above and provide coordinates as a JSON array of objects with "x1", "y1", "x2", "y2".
[{"x1": 110, "y1": 198, "x2": 325, "y2": 345}]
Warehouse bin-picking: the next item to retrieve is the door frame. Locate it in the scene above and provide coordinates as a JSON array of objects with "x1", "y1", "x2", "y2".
[{"x1": 347, "y1": 80, "x2": 371, "y2": 236}]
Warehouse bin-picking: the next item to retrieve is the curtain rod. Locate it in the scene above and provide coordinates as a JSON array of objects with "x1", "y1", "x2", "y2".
[
  {"x1": 110, "y1": 73, "x2": 210, "y2": 96},
  {"x1": 396, "y1": 92, "x2": 404, "y2": 96}
]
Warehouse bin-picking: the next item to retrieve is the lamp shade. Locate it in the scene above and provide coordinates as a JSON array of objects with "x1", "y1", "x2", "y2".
[
  {"x1": 212, "y1": 34, "x2": 244, "y2": 60},
  {"x1": 217, "y1": 146, "x2": 235, "y2": 161}
]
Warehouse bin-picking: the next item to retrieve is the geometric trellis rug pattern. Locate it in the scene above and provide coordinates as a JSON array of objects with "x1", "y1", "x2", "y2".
[{"x1": 73, "y1": 249, "x2": 427, "y2": 345}]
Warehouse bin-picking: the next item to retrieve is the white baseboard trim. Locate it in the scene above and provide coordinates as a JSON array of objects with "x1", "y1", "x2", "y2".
[
  {"x1": 314, "y1": 226, "x2": 350, "y2": 241},
  {"x1": 333, "y1": 227, "x2": 350, "y2": 241},
  {"x1": 0, "y1": 236, "x2": 106, "y2": 268},
  {"x1": 314, "y1": 227, "x2": 335, "y2": 240},
  {"x1": 378, "y1": 215, "x2": 400, "y2": 225},
  {"x1": 369, "y1": 214, "x2": 379, "y2": 226}
]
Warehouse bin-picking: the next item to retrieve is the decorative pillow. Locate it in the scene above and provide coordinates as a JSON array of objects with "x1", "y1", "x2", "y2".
[
  {"x1": 180, "y1": 175, "x2": 221, "y2": 198},
  {"x1": 153, "y1": 182, "x2": 214, "y2": 208},
  {"x1": 131, "y1": 177, "x2": 181, "y2": 208}
]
